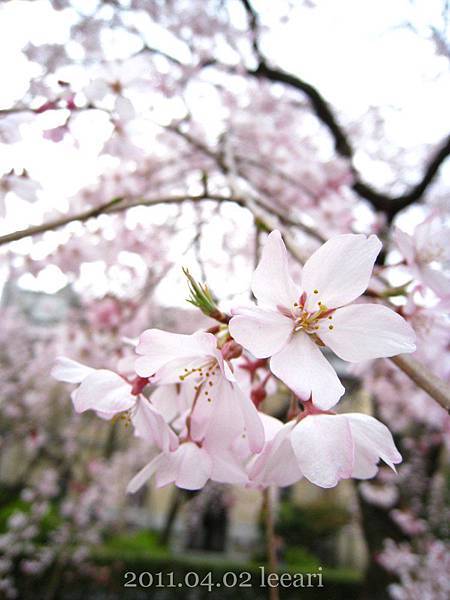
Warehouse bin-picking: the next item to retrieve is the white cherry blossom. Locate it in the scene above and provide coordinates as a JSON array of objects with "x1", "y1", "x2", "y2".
[{"x1": 230, "y1": 230, "x2": 416, "y2": 409}]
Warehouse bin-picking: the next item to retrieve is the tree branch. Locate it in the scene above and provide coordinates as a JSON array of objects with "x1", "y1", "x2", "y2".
[
  {"x1": 240, "y1": 1, "x2": 450, "y2": 220},
  {"x1": 0, "y1": 193, "x2": 245, "y2": 247},
  {"x1": 390, "y1": 354, "x2": 450, "y2": 413},
  {"x1": 2, "y1": 183, "x2": 449, "y2": 411}
]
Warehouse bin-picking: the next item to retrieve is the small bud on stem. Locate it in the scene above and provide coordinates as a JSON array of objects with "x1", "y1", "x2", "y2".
[{"x1": 183, "y1": 268, "x2": 230, "y2": 324}]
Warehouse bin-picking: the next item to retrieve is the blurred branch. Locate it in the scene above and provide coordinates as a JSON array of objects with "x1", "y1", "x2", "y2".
[
  {"x1": 390, "y1": 354, "x2": 450, "y2": 413},
  {"x1": 0, "y1": 193, "x2": 244, "y2": 246},
  {"x1": 167, "y1": 124, "x2": 324, "y2": 241},
  {"x1": 239, "y1": 0, "x2": 450, "y2": 221},
  {"x1": 2, "y1": 189, "x2": 449, "y2": 411}
]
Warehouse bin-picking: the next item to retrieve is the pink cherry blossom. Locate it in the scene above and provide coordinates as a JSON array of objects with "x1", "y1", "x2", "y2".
[
  {"x1": 249, "y1": 406, "x2": 401, "y2": 489},
  {"x1": 51, "y1": 357, "x2": 178, "y2": 452},
  {"x1": 127, "y1": 403, "x2": 250, "y2": 493},
  {"x1": 230, "y1": 230, "x2": 416, "y2": 409},
  {"x1": 394, "y1": 217, "x2": 450, "y2": 298},
  {"x1": 134, "y1": 329, "x2": 264, "y2": 452}
]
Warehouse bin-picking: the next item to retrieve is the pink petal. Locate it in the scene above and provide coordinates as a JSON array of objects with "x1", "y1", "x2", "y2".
[
  {"x1": 237, "y1": 384, "x2": 265, "y2": 452},
  {"x1": 393, "y1": 227, "x2": 415, "y2": 264},
  {"x1": 260, "y1": 413, "x2": 285, "y2": 442},
  {"x1": 351, "y1": 450, "x2": 379, "y2": 479},
  {"x1": 154, "y1": 453, "x2": 180, "y2": 488},
  {"x1": 318, "y1": 303, "x2": 416, "y2": 362},
  {"x1": 51, "y1": 357, "x2": 94, "y2": 383},
  {"x1": 197, "y1": 376, "x2": 264, "y2": 453},
  {"x1": 72, "y1": 370, "x2": 135, "y2": 414},
  {"x1": 135, "y1": 329, "x2": 217, "y2": 378},
  {"x1": 344, "y1": 413, "x2": 402, "y2": 476},
  {"x1": 150, "y1": 384, "x2": 183, "y2": 423},
  {"x1": 301, "y1": 234, "x2": 382, "y2": 310},
  {"x1": 420, "y1": 265, "x2": 450, "y2": 298},
  {"x1": 248, "y1": 422, "x2": 302, "y2": 487},
  {"x1": 127, "y1": 453, "x2": 164, "y2": 493},
  {"x1": 229, "y1": 306, "x2": 293, "y2": 358},
  {"x1": 290, "y1": 415, "x2": 354, "y2": 488},
  {"x1": 210, "y1": 450, "x2": 249, "y2": 485},
  {"x1": 270, "y1": 332, "x2": 345, "y2": 409},
  {"x1": 175, "y1": 443, "x2": 212, "y2": 490},
  {"x1": 132, "y1": 397, "x2": 179, "y2": 451},
  {"x1": 251, "y1": 230, "x2": 300, "y2": 309}
]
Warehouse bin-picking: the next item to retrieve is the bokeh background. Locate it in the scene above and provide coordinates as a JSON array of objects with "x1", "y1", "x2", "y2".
[{"x1": 0, "y1": 1, "x2": 449, "y2": 599}]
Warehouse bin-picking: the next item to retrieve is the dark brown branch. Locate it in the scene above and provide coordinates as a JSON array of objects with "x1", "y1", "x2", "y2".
[
  {"x1": 240, "y1": 1, "x2": 450, "y2": 220},
  {"x1": 253, "y1": 61, "x2": 353, "y2": 158},
  {"x1": 352, "y1": 135, "x2": 450, "y2": 219},
  {"x1": 251, "y1": 62, "x2": 450, "y2": 219}
]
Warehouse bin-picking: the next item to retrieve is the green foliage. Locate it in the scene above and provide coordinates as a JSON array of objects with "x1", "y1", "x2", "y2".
[
  {"x1": 284, "y1": 546, "x2": 321, "y2": 570},
  {"x1": 277, "y1": 499, "x2": 351, "y2": 548},
  {"x1": 0, "y1": 498, "x2": 30, "y2": 533},
  {"x1": 14, "y1": 528, "x2": 362, "y2": 599},
  {"x1": 98, "y1": 530, "x2": 170, "y2": 561}
]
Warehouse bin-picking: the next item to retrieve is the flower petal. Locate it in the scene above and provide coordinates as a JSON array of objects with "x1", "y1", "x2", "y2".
[
  {"x1": 420, "y1": 265, "x2": 450, "y2": 298},
  {"x1": 154, "y1": 453, "x2": 180, "y2": 488},
  {"x1": 252, "y1": 230, "x2": 300, "y2": 309},
  {"x1": 175, "y1": 443, "x2": 212, "y2": 490},
  {"x1": 127, "y1": 453, "x2": 163, "y2": 494},
  {"x1": 318, "y1": 303, "x2": 416, "y2": 362},
  {"x1": 51, "y1": 357, "x2": 94, "y2": 383},
  {"x1": 345, "y1": 413, "x2": 402, "y2": 476},
  {"x1": 135, "y1": 329, "x2": 217, "y2": 377},
  {"x1": 197, "y1": 376, "x2": 265, "y2": 453},
  {"x1": 210, "y1": 450, "x2": 249, "y2": 485},
  {"x1": 236, "y1": 384, "x2": 265, "y2": 453},
  {"x1": 229, "y1": 306, "x2": 293, "y2": 358},
  {"x1": 393, "y1": 227, "x2": 415, "y2": 264},
  {"x1": 270, "y1": 333, "x2": 345, "y2": 409},
  {"x1": 248, "y1": 422, "x2": 302, "y2": 487},
  {"x1": 290, "y1": 415, "x2": 354, "y2": 488},
  {"x1": 72, "y1": 370, "x2": 135, "y2": 414},
  {"x1": 132, "y1": 397, "x2": 179, "y2": 452},
  {"x1": 150, "y1": 384, "x2": 183, "y2": 423},
  {"x1": 301, "y1": 234, "x2": 382, "y2": 310}
]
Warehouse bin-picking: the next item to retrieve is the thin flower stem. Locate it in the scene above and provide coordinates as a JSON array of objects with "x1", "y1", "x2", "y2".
[{"x1": 263, "y1": 487, "x2": 280, "y2": 600}]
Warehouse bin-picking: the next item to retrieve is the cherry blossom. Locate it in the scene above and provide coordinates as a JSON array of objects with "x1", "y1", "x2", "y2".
[
  {"x1": 394, "y1": 217, "x2": 450, "y2": 298},
  {"x1": 230, "y1": 230, "x2": 416, "y2": 409},
  {"x1": 127, "y1": 432, "x2": 248, "y2": 492},
  {"x1": 51, "y1": 357, "x2": 178, "y2": 451},
  {"x1": 134, "y1": 329, "x2": 265, "y2": 452},
  {"x1": 1, "y1": 2, "x2": 450, "y2": 596},
  {"x1": 249, "y1": 404, "x2": 401, "y2": 489}
]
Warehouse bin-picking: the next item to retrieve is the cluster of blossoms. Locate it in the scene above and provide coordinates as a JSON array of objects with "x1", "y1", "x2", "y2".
[
  {"x1": 53, "y1": 230, "x2": 416, "y2": 493},
  {"x1": 378, "y1": 538, "x2": 450, "y2": 600}
]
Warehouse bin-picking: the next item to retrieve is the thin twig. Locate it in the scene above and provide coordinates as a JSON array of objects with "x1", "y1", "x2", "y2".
[
  {"x1": 263, "y1": 487, "x2": 280, "y2": 600},
  {"x1": 0, "y1": 193, "x2": 244, "y2": 246}
]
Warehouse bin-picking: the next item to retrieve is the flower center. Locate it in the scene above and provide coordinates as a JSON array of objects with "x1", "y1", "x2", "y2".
[
  {"x1": 178, "y1": 359, "x2": 220, "y2": 403},
  {"x1": 281, "y1": 290, "x2": 335, "y2": 335}
]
